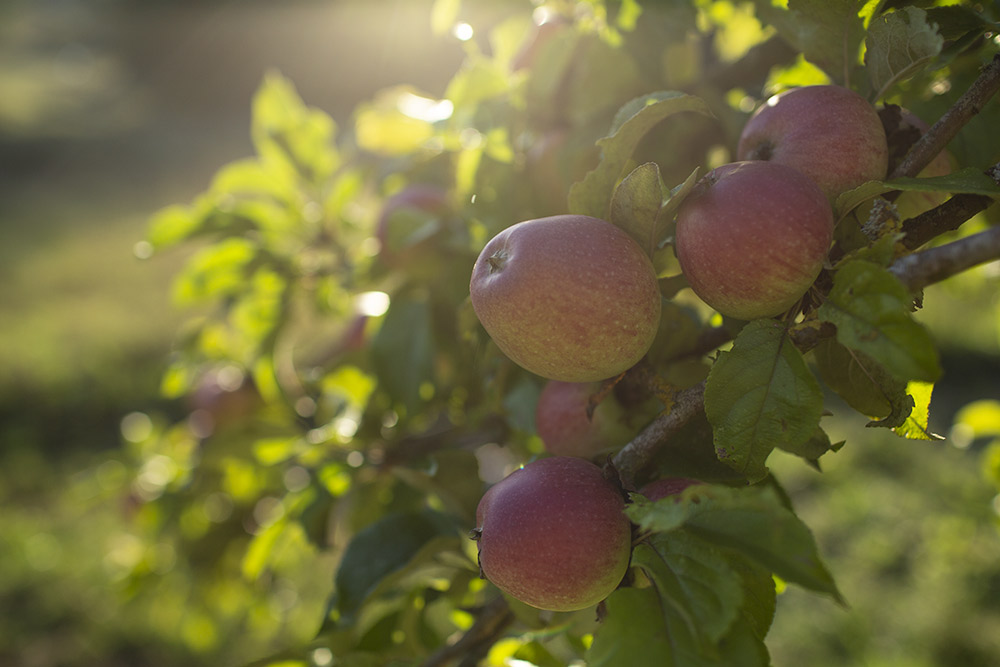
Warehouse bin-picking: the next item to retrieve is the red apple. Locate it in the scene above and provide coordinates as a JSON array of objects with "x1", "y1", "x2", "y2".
[
  {"x1": 737, "y1": 85, "x2": 889, "y2": 201},
  {"x1": 638, "y1": 477, "x2": 703, "y2": 501},
  {"x1": 535, "y1": 380, "x2": 635, "y2": 458},
  {"x1": 474, "y1": 456, "x2": 631, "y2": 611},
  {"x1": 470, "y1": 215, "x2": 661, "y2": 382},
  {"x1": 675, "y1": 161, "x2": 834, "y2": 320}
]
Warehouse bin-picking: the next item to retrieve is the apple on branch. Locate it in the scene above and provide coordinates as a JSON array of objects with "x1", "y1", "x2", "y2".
[
  {"x1": 737, "y1": 84, "x2": 889, "y2": 201},
  {"x1": 470, "y1": 214, "x2": 661, "y2": 382},
  {"x1": 675, "y1": 161, "x2": 834, "y2": 321},
  {"x1": 535, "y1": 380, "x2": 638, "y2": 459},
  {"x1": 473, "y1": 456, "x2": 632, "y2": 611}
]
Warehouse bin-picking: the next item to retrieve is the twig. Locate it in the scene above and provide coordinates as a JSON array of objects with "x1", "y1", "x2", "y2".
[
  {"x1": 891, "y1": 54, "x2": 1000, "y2": 180},
  {"x1": 901, "y1": 161, "x2": 1000, "y2": 250},
  {"x1": 890, "y1": 224, "x2": 1000, "y2": 292},
  {"x1": 613, "y1": 381, "x2": 706, "y2": 485},
  {"x1": 420, "y1": 597, "x2": 515, "y2": 667}
]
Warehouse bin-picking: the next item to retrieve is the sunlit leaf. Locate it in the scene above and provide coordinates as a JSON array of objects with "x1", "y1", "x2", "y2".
[
  {"x1": 892, "y1": 380, "x2": 941, "y2": 440},
  {"x1": 610, "y1": 162, "x2": 664, "y2": 256}
]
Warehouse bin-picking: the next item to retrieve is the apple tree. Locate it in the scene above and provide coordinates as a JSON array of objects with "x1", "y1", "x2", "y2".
[{"x1": 139, "y1": 0, "x2": 1000, "y2": 664}]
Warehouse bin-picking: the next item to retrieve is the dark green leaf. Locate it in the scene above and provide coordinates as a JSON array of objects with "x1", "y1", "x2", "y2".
[
  {"x1": 587, "y1": 587, "x2": 683, "y2": 667},
  {"x1": 569, "y1": 92, "x2": 713, "y2": 219},
  {"x1": 610, "y1": 162, "x2": 664, "y2": 256},
  {"x1": 704, "y1": 320, "x2": 824, "y2": 483},
  {"x1": 371, "y1": 297, "x2": 435, "y2": 413},
  {"x1": 888, "y1": 167, "x2": 1000, "y2": 197},
  {"x1": 627, "y1": 485, "x2": 843, "y2": 602},
  {"x1": 818, "y1": 260, "x2": 942, "y2": 383},
  {"x1": 640, "y1": 532, "x2": 745, "y2": 644},
  {"x1": 332, "y1": 510, "x2": 458, "y2": 622},
  {"x1": 813, "y1": 337, "x2": 906, "y2": 419},
  {"x1": 866, "y1": 6, "x2": 944, "y2": 100},
  {"x1": 925, "y1": 5, "x2": 1000, "y2": 41},
  {"x1": 776, "y1": 425, "x2": 841, "y2": 469}
]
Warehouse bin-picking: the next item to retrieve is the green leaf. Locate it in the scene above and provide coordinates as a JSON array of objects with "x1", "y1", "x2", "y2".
[
  {"x1": 587, "y1": 587, "x2": 683, "y2": 667},
  {"x1": 817, "y1": 260, "x2": 942, "y2": 383},
  {"x1": 331, "y1": 510, "x2": 457, "y2": 622},
  {"x1": 727, "y1": 557, "x2": 776, "y2": 641},
  {"x1": 430, "y1": 0, "x2": 461, "y2": 35},
  {"x1": 354, "y1": 86, "x2": 437, "y2": 156},
  {"x1": 925, "y1": 5, "x2": 1000, "y2": 41},
  {"x1": 639, "y1": 533, "x2": 745, "y2": 644},
  {"x1": 704, "y1": 320, "x2": 824, "y2": 483},
  {"x1": 568, "y1": 92, "x2": 713, "y2": 220},
  {"x1": 892, "y1": 380, "x2": 941, "y2": 440},
  {"x1": 813, "y1": 337, "x2": 906, "y2": 419},
  {"x1": 776, "y1": 425, "x2": 843, "y2": 469},
  {"x1": 866, "y1": 7, "x2": 944, "y2": 100},
  {"x1": 888, "y1": 167, "x2": 1000, "y2": 198},
  {"x1": 371, "y1": 297, "x2": 435, "y2": 413},
  {"x1": 610, "y1": 162, "x2": 664, "y2": 256},
  {"x1": 627, "y1": 486, "x2": 843, "y2": 602},
  {"x1": 654, "y1": 167, "x2": 701, "y2": 247},
  {"x1": 790, "y1": 0, "x2": 867, "y2": 84}
]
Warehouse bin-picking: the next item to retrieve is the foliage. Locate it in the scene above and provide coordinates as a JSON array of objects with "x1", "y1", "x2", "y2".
[{"x1": 129, "y1": 0, "x2": 1000, "y2": 665}]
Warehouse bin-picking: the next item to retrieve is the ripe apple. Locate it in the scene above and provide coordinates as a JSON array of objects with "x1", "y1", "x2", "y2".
[
  {"x1": 535, "y1": 380, "x2": 636, "y2": 458},
  {"x1": 674, "y1": 161, "x2": 834, "y2": 320},
  {"x1": 737, "y1": 85, "x2": 889, "y2": 201},
  {"x1": 638, "y1": 477, "x2": 703, "y2": 501},
  {"x1": 474, "y1": 456, "x2": 632, "y2": 611},
  {"x1": 469, "y1": 214, "x2": 661, "y2": 382}
]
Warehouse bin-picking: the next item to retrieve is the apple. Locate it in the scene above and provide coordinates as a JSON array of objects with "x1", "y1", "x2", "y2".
[
  {"x1": 638, "y1": 477, "x2": 703, "y2": 501},
  {"x1": 535, "y1": 380, "x2": 635, "y2": 458},
  {"x1": 469, "y1": 214, "x2": 661, "y2": 382},
  {"x1": 375, "y1": 184, "x2": 449, "y2": 264},
  {"x1": 675, "y1": 161, "x2": 834, "y2": 320},
  {"x1": 473, "y1": 456, "x2": 632, "y2": 611},
  {"x1": 737, "y1": 84, "x2": 889, "y2": 201}
]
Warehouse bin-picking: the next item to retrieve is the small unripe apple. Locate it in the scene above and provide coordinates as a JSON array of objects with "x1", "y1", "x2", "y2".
[
  {"x1": 675, "y1": 161, "x2": 834, "y2": 320},
  {"x1": 638, "y1": 477, "x2": 703, "y2": 501},
  {"x1": 535, "y1": 380, "x2": 635, "y2": 458},
  {"x1": 737, "y1": 85, "x2": 889, "y2": 201},
  {"x1": 474, "y1": 457, "x2": 632, "y2": 611},
  {"x1": 470, "y1": 215, "x2": 661, "y2": 382}
]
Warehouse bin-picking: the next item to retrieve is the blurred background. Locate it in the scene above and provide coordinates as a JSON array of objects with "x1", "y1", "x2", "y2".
[{"x1": 2, "y1": 1, "x2": 999, "y2": 666}]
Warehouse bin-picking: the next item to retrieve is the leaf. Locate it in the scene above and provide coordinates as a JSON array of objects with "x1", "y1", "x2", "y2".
[
  {"x1": 371, "y1": 297, "x2": 435, "y2": 413},
  {"x1": 776, "y1": 425, "x2": 843, "y2": 469},
  {"x1": 331, "y1": 510, "x2": 457, "y2": 622},
  {"x1": 892, "y1": 380, "x2": 942, "y2": 440},
  {"x1": 610, "y1": 162, "x2": 664, "y2": 256},
  {"x1": 866, "y1": 7, "x2": 944, "y2": 100},
  {"x1": 638, "y1": 533, "x2": 745, "y2": 644},
  {"x1": 568, "y1": 92, "x2": 713, "y2": 220},
  {"x1": 813, "y1": 337, "x2": 906, "y2": 419},
  {"x1": 817, "y1": 260, "x2": 942, "y2": 383},
  {"x1": 888, "y1": 167, "x2": 1000, "y2": 198},
  {"x1": 627, "y1": 485, "x2": 843, "y2": 602},
  {"x1": 925, "y1": 5, "x2": 1000, "y2": 41},
  {"x1": 654, "y1": 167, "x2": 702, "y2": 247},
  {"x1": 704, "y1": 320, "x2": 824, "y2": 483},
  {"x1": 789, "y1": 0, "x2": 867, "y2": 84},
  {"x1": 587, "y1": 587, "x2": 684, "y2": 667},
  {"x1": 430, "y1": 0, "x2": 461, "y2": 35}
]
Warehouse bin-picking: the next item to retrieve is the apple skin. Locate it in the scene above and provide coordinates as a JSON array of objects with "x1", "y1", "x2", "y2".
[
  {"x1": 675, "y1": 161, "x2": 834, "y2": 320},
  {"x1": 535, "y1": 381, "x2": 635, "y2": 458},
  {"x1": 474, "y1": 456, "x2": 632, "y2": 611},
  {"x1": 638, "y1": 477, "x2": 703, "y2": 501},
  {"x1": 469, "y1": 215, "x2": 661, "y2": 382},
  {"x1": 737, "y1": 85, "x2": 889, "y2": 201}
]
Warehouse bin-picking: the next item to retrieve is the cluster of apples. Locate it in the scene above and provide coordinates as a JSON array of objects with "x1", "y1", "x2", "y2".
[{"x1": 466, "y1": 85, "x2": 897, "y2": 612}]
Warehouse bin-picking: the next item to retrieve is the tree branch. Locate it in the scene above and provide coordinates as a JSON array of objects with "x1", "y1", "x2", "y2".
[
  {"x1": 891, "y1": 54, "x2": 1000, "y2": 180},
  {"x1": 890, "y1": 224, "x2": 1000, "y2": 292},
  {"x1": 613, "y1": 381, "x2": 706, "y2": 485},
  {"x1": 420, "y1": 596, "x2": 515, "y2": 667},
  {"x1": 901, "y1": 161, "x2": 1000, "y2": 250}
]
